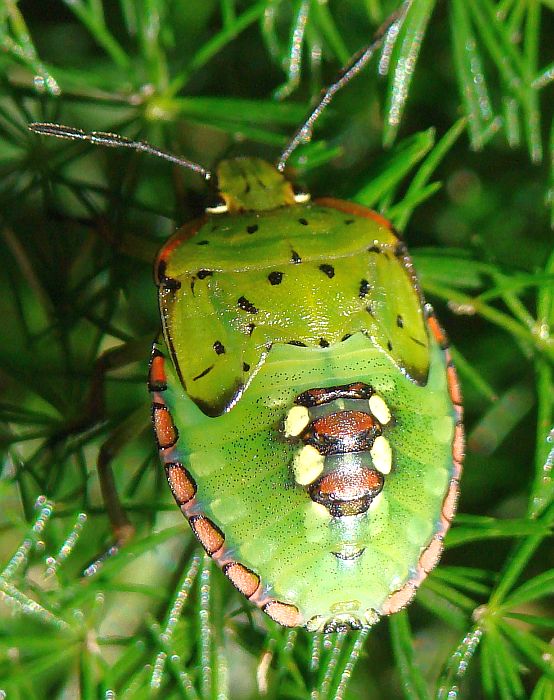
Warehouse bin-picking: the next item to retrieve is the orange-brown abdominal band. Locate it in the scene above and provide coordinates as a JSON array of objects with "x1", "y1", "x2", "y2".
[
  {"x1": 148, "y1": 343, "x2": 304, "y2": 627},
  {"x1": 286, "y1": 382, "x2": 390, "y2": 518},
  {"x1": 381, "y1": 309, "x2": 464, "y2": 616}
]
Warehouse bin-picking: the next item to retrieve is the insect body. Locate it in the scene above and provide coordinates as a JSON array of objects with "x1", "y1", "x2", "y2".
[
  {"x1": 29, "y1": 0, "x2": 463, "y2": 633},
  {"x1": 149, "y1": 158, "x2": 463, "y2": 632}
]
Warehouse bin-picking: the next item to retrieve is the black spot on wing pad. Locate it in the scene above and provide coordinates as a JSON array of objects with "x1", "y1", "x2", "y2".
[
  {"x1": 213, "y1": 341, "x2": 225, "y2": 355},
  {"x1": 197, "y1": 269, "x2": 213, "y2": 279},
  {"x1": 237, "y1": 296, "x2": 258, "y2": 314},
  {"x1": 193, "y1": 365, "x2": 214, "y2": 381},
  {"x1": 319, "y1": 264, "x2": 335, "y2": 278},
  {"x1": 410, "y1": 336, "x2": 426, "y2": 348},
  {"x1": 291, "y1": 250, "x2": 302, "y2": 264},
  {"x1": 359, "y1": 279, "x2": 370, "y2": 298},
  {"x1": 247, "y1": 224, "x2": 258, "y2": 234},
  {"x1": 157, "y1": 260, "x2": 181, "y2": 290},
  {"x1": 268, "y1": 271, "x2": 283, "y2": 285}
]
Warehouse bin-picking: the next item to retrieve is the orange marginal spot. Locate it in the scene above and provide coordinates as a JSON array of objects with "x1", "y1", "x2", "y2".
[
  {"x1": 152, "y1": 402, "x2": 178, "y2": 450},
  {"x1": 419, "y1": 536, "x2": 444, "y2": 574},
  {"x1": 166, "y1": 463, "x2": 196, "y2": 505},
  {"x1": 442, "y1": 478, "x2": 460, "y2": 522},
  {"x1": 315, "y1": 197, "x2": 393, "y2": 232},
  {"x1": 190, "y1": 515, "x2": 225, "y2": 555},
  {"x1": 223, "y1": 562, "x2": 260, "y2": 598},
  {"x1": 426, "y1": 314, "x2": 448, "y2": 348},
  {"x1": 263, "y1": 600, "x2": 302, "y2": 628},
  {"x1": 453, "y1": 422, "x2": 465, "y2": 464},
  {"x1": 381, "y1": 583, "x2": 416, "y2": 615},
  {"x1": 148, "y1": 351, "x2": 167, "y2": 392},
  {"x1": 317, "y1": 468, "x2": 383, "y2": 502},
  {"x1": 155, "y1": 216, "x2": 207, "y2": 282},
  {"x1": 312, "y1": 411, "x2": 377, "y2": 440},
  {"x1": 447, "y1": 365, "x2": 463, "y2": 405}
]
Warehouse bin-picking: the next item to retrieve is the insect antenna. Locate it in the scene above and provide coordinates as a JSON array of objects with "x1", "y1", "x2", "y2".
[
  {"x1": 28, "y1": 122, "x2": 212, "y2": 181},
  {"x1": 276, "y1": 0, "x2": 412, "y2": 172}
]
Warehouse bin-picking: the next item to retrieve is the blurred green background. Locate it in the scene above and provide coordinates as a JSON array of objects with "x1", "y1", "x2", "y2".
[{"x1": 0, "y1": 1, "x2": 553, "y2": 698}]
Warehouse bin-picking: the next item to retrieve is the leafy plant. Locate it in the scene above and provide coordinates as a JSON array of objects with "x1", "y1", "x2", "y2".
[{"x1": 0, "y1": 1, "x2": 553, "y2": 698}]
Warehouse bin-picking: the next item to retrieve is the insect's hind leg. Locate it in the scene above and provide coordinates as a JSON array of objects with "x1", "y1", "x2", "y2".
[
  {"x1": 84, "y1": 405, "x2": 150, "y2": 575},
  {"x1": 64, "y1": 337, "x2": 153, "y2": 572}
]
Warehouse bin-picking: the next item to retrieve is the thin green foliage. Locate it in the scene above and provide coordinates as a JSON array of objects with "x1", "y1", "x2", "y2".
[{"x1": 0, "y1": 1, "x2": 553, "y2": 698}]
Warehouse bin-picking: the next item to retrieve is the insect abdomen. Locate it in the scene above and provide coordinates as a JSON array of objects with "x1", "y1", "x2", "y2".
[{"x1": 151, "y1": 324, "x2": 460, "y2": 631}]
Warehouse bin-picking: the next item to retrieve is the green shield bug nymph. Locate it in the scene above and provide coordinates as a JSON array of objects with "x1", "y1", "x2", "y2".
[{"x1": 29, "y1": 1, "x2": 463, "y2": 633}]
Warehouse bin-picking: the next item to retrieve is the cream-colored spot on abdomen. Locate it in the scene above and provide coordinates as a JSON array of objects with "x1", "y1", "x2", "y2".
[
  {"x1": 369, "y1": 394, "x2": 391, "y2": 424},
  {"x1": 293, "y1": 445, "x2": 325, "y2": 485},
  {"x1": 370, "y1": 435, "x2": 392, "y2": 474},
  {"x1": 284, "y1": 405, "x2": 310, "y2": 437}
]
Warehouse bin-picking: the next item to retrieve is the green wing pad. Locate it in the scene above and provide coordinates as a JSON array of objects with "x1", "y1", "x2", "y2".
[{"x1": 159, "y1": 203, "x2": 428, "y2": 416}]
